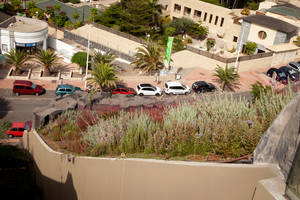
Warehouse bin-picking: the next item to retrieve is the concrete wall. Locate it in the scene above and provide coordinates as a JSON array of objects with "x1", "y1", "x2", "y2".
[
  {"x1": 248, "y1": 23, "x2": 277, "y2": 47},
  {"x1": 21, "y1": 130, "x2": 282, "y2": 200}
]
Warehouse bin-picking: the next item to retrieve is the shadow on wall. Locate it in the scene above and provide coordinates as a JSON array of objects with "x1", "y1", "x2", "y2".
[{"x1": 25, "y1": 148, "x2": 78, "y2": 200}]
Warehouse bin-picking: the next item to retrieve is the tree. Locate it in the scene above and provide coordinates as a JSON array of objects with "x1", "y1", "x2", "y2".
[
  {"x1": 64, "y1": 20, "x2": 72, "y2": 30},
  {"x1": 3, "y1": 48, "x2": 30, "y2": 75},
  {"x1": 250, "y1": 81, "x2": 271, "y2": 100},
  {"x1": 86, "y1": 62, "x2": 120, "y2": 93},
  {"x1": 29, "y1": 7, "x2": 43, "y2": 19},
  {"x1": 27, "y1": 1, "x2": 36, "y2": 10},
  {"x1": 245, "y1": 41, "x2": 257, "y2": 55},
  {"x1": 90, "y1": 7, "x2": 98, "y2": 22},
  {"x1": 144, "y1": 0, "x2": 164, "y2": 28},
  {"x1": 188, "y1": 23, "x2": 208, "y2": 40},
  {"x1": 131, "y1": 42, "x2": 164, "y2": 74},
  {"x1": 94, "y1": 4, "x2": 125, "y2": 27},
  {"x1": 32, "y1": 49, "x2": 61, "y2": 76},
  {"x1": 212, "y1": 64, "x2": 240, "y2": 91},
  {"x1": 241, "y1": 7, "x2": 250, "y2": 15},
  {"x1": 162, "y1": 17, "x2": 195, "y2": 35},
  {"x1": 11, "y1": 0, "x2": 21, "y2": 13},
  {"x1": 206, "y1": 38, "x2": 216, "y2": 52},
  {"x1": 72, "y1": 13, "x2": 79, "y2": 22},
  {"x1": 71, "y1": 52, "x2": 90, "y2": 74},
  {"x1": 91, "y1": 50, "x2": 117, "y2": 65}
]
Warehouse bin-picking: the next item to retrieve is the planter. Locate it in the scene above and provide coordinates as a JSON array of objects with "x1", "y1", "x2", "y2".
[
  {"x1": 39, "y1": 69, "x2": 61, "y2": 80},
  {"x1": 6, "y1": 68, "x2": 31, "y2": 80}
]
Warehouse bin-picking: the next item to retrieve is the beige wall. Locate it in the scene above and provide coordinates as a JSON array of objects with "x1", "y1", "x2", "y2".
[
  {"x1": 171, "y1": 50, "x2": 273, "y2": 72},
  {"x1": 224, "y1": 23, "x2": 242, "y2": 50},
  {"x1": 22, "y1": 130, "x2": 283, "y2": 200},
  {"x1": 271, "y1": 51, "x2": 296, "y2": 66},
  {"x1": 248, "y1": 23, "x2": 277, "y2": 46}
]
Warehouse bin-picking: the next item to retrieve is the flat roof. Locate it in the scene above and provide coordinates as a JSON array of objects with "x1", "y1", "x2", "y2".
[
  {"x1": 265, "y1": 43, "x2": 300, "y2": 52},
  {"x1": 0, "y1": 16, "x2": 47, "y2": 32}
]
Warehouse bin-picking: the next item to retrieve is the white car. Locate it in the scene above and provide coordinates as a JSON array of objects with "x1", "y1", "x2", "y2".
[
  {"x1": 164, "y1": 81, "x2": 191, "y2": 95},
  {"x1": 136, "y1": 83, "x2": 162, "y2": 96},
  {"x1": 288, "y1": 62, "x2": 300, "y2": 73}
]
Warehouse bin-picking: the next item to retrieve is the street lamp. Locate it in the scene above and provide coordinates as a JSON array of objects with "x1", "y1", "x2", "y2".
[
  {"x1": 146, "y1": 34, "x2": 150, "y2": 45},
  {"x1": 36, "y1": 11, "x2": 38, "y2": 19},
  {"x1": 85, "y1": 24, "x2": 93, "y2": 88},
  {"x1": 234, "y1": 19, "x2": 248, "y2": 71}
]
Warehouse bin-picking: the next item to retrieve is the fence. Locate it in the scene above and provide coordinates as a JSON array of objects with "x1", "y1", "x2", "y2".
[
  {"x1": 186, "y1": 45, "x2": 274, "y2": 63},
  {"x1": 64, "y1": 30, "x2": 134, "y2": 62}
]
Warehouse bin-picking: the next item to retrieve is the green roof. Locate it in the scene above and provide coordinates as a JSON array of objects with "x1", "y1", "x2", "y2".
[
  {"x1": 267, "y1": 5, "x2": 300, "y2": 20},
  {"x1": 36, "y1": 0, "x2": 101, "y2": 23}
]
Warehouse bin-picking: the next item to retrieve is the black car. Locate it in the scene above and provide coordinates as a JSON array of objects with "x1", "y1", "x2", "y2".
[
  {"x1": 266, "y1": 68, "x2": 288, "y2": 84},
  {"x1": 279, "y1": 66, "x2": 299, "y2": 82},
  {"x1": 192, "y1": 81, "x2": 216, "y2": 93}
]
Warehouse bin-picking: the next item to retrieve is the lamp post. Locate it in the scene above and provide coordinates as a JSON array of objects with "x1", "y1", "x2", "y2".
[
  {"x1": 234, "y1": 19, "x2": 248, "y2": 71},
  {"x1": 36, "y1": 11, "x2": 38, "y2": 19},
  {"x1": 146, "y1": 34, "x2": 150, "y2": 45},
  {"x1": 85, "y1": 24, "x2": 93, "y2": 88}
]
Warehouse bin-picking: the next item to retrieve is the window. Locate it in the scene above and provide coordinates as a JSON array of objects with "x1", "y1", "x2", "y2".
[
  {"x1": 19, "y1": 128, "x2": 25, "y2": 132},
  {"x1": 233, "y1": 36, "x2": 238, "y2": 42},
  {"x1": 209, "y1": 14, "x2": 213, "y2": 23},
  {"x1": 15, "y1": 85, "x2": 25, "y2": 89},
  {"x1": 174, "y1": 4, "x2": 181, "y2": 12},
  {"x1": 2, "y1": 44, "x2": 8, "y2": 51},
  {"x1": 59, "y1": 88, "x2": 65, "y2": 92},
  {"x1": 194, "y1": 10, "x2": 201, "y2": 18},
  {"x1": 258, "y1": 31, "x2": 267, "y2": 40},
  {"x1": 26, "y1": 86, "x2": 32, "y2": 90},
  {"x1": 11, "y1": 128, "x2": 18, "y2": 131},
  {"x1": 121, "y1": 89, "x2": 127, "y2": 92},
  {"x1": 220, "y1": 18, "x2": 224, "y2": 27},
  {"x1": 66, "y1": 89, "x2": 72, "y2": 92},
  {"x1": 204, "y1": 13, "x2": 207, "y2": 21},
  {"x1": 215, "y1": 16, "x2": 219, "y2": 25},
  {"x1": 165, "y1": 5, "x2": 168, "y2": 10},
  {"x1": 115, "y1": 89, "x2": 120, "y2": 92}
]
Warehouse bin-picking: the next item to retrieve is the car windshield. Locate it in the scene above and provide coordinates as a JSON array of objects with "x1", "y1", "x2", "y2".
[
  {"x1": 150, "y1": 86, "x2": 156, "y2": 90},
  {"x1": 24, "y1": 123, "x2": 30, "y2": 131},
  {"x1": 289, "y1": 70, "x2": 297, "y2": 75},
  {"x1": 181, "y1": 84, "x2": 187, "y2": 89},
  {"x1": 278, "y1": 72, "x2": 286, "y2": 77},
  {"x1": 124, "y1": 86, "x2": 130, "y2": 91},
  {"x1": 70, "y1": 85, "x2": 75, "y2": 91},
  {"x1": 31, "y1": 83, "x2": 37, "y2": 89},
  {"x1": 193, "y1": 83, "x2": 197, "y2": 87}
]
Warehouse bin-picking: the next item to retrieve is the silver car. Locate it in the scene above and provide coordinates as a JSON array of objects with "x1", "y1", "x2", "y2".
[{"x1": 288, "y1": 62, "x2": 300, "y2": 73}]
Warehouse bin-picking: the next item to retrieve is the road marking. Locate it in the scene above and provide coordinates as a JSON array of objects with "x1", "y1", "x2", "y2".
[{"x1": 159, "y1": 93, "x2": 165, "y2": 99}]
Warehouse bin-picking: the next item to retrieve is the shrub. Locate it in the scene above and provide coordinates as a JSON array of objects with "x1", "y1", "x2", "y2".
[{"x1": 245, "y1": 42, "x2": 258, "y2": 55}]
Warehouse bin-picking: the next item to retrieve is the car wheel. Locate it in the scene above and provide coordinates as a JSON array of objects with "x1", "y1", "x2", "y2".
[
  {"x1": 267, "y1": 73, "x2": 271, "y2": 77},
  {"x1": 169, "y1": 92, "x2": 174, "y2": 95},
  {"x1": 35, "y1": 92, "x2": 40, "y2": 96},
  {"x1": 139, "y1": 93, "x2": 144, "y2": 96},
  {"x1": 196, "y1": 90, "x2": 201, "y2": 94},
  {"x1": 8, "y1": 134, "x2": 13, "y2": 138},
  {"x1": 58, "y1": 94, "x2": 62, "y2": 98},
  {"x1": 15, "y1": 92, "x2": 19, "y2": 96},
  {"x1": 155, "y1": 93, "x2": 160, "y2": 96}
]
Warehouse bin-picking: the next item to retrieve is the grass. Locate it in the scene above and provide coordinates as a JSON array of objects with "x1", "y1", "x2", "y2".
[{"x1": 37, "y1": 84, "x2": 297, "y2": 161}]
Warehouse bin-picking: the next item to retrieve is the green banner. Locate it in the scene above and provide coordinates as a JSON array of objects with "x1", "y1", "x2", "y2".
[{"x1": 164, "y1": 37, "x2": 173, "y2": 71}]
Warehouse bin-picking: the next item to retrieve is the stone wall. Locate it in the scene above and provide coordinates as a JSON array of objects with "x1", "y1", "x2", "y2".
[{"x1": 64, "y1": 30, "x2": 134, "y2": 62}]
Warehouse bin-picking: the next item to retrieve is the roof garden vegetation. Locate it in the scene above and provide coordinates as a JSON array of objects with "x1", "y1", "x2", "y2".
[{"x1": 37, "y1": 84, "x2": 296, "y2": 161}]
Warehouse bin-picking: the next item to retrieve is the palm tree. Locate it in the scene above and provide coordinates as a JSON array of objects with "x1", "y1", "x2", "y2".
[
  {"x1": 91, "y1": 50, "x2": 118, "y2": 65},
  {"x1": 86, "y1": 62, "x2": 120, "y2": 93},
  {"x1": 32, "y1": 49, "x2": 60, "y2": 76},
  {"x1": 3, "y1": 48, "x2": 31, "y2": 75},
  {"x1": 145, "y1": 0, "x2": 164, "y2": 28},
  {"x1": 212, "y1": 64, "x2": 240, "y2": 91},
  {"x1": 131, "y1": 42, "x2": 164, "y2": 75}
]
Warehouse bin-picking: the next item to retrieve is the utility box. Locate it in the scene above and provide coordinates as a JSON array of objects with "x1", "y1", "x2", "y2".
[{"x1": 175, "y1": 74, "x2": 181, "y2": 80}]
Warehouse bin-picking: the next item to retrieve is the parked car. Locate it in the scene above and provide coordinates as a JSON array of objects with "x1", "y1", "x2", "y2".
[
  {"x1": 266, "y1": 68, "x2": 288, "y2": 84},
  {"x1": 55, "y1": 84, "x2": 82, "y2": 97},
  {"x1": 164, "y1": 81, "x2": 191, "y2": 95},
  {"x1": 279, "y1": 66, "x2": 299, "y2": 82},
  {"x1": 111, "y1": 85, "x2": 136, "y2": 95},
  {"x1": 13, "y1": 80, "x2": 45, "y2": 96},
  {"x1": 288, "y1": 62, "x2": 300, "y2": 73},
  {"x1": 136, "y1": 83, "x2": 162, "y2": 96},
  {"x1": 192, "y1": 81, "x2": 216, "y2": 93},
  {"x1": 6, "y1": 121, "x2": 32, "y2": 138}
]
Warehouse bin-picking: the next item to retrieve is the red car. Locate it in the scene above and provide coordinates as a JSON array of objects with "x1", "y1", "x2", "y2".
[
  {"x1": 6, "y1": 122, "x2": 32, "y2": 138},
  {"x1": 111, "y1": 85, "x2": 136, "y2": 95}
]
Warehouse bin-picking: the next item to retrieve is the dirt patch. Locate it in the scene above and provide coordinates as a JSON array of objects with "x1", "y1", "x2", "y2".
[
  {"x1": 38, "y1": 133, "x2": 65, "y2": 153},
  {"x1": 10, "y1": 69, "x2": 28, "y2": 77},
  {"x1": 41, "y1": 71, "x2": 59, "y2": 77}
]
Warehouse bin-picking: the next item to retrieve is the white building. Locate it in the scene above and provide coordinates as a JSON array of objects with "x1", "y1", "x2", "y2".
[{"x1": 0, "y1": 16, "x2": 48, "y2": 55}]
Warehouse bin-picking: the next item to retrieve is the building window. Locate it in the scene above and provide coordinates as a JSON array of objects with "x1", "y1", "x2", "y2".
[
  {"x1": 209, "y1": 14, "x2": 213, "y2": 23},
  {"x1": 215, "y1": 16, "x2": 219, "y2": 25},
  {"x1": 174, "y1": 4, "x2": 181, "y2": 12},
  {"x1": 204, "y1": 13, "x2": 207, "y2": 21},
  {"x1": 233, "y1": 36, "x2": 238, "y2": 42},
  {"x1": 2, "y1": 44, "x2": 8, "y2": 51},
  {"x1": 184, "y1": 7, "x2": 191, "y2": 16},
  {"x1": 220, "y1": 17, "x2": 224, "y2": 27},
  {"x1": 258, "y1": 31, "x2": 267, "y2": 40},
  {"x1": 165, "y1": 5, "x2": 168, "y2": 10}
]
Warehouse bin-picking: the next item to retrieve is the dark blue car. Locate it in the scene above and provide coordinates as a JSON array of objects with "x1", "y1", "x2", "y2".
[
  {"x1": 55, "y1": 84, "x2": 82, "y2": 97},
  {"x1": 279, "y1": 66, "x2": 299, "y2": 82},
  {"x1": 267, "y1": 68, "x2": 288, "y2": 84}
]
